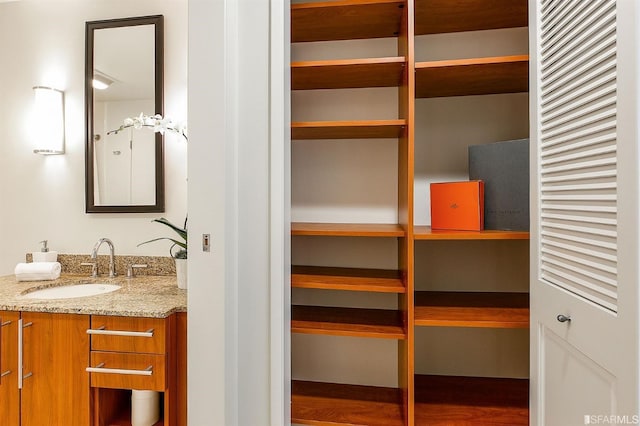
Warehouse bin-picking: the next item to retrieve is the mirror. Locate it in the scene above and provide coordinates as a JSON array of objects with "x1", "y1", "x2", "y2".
[{"x1": 85, "y1": 15, "x2": 164, "y2": 213}]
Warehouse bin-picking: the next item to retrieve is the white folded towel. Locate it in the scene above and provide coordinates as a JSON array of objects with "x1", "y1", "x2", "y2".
[{"x1": 14, "y1": 262, "x2": 62, "y2": 282}]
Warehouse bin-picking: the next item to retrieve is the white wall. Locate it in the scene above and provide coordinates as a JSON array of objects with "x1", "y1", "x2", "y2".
[{"x1": 0, "y1": 0, "x2": 187, "y2": 275}]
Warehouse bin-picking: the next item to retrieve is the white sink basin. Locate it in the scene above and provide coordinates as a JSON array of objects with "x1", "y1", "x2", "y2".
[{"x1": 22, "y1": 283, "x2": 121, "y2": 300}]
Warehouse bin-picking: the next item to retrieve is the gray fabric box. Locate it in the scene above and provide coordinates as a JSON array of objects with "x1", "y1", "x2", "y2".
[{"x1": 468, "y1": 139, "x2": 529, "y2": 231}]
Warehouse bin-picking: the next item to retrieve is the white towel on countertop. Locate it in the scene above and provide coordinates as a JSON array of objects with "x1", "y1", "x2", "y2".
[{"x1": 14, "y1": 262, "x2": 61, "y2": 281}]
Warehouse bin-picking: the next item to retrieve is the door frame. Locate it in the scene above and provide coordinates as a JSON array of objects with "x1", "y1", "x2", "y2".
[{"x1": 269, "y1": 0, "x2": 292, "y2": 424}]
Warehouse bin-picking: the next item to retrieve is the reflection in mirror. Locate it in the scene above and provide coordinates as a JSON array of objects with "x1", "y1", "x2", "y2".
[{"x1": 85, "y1": 16, "x2": 164, "y2": 213}]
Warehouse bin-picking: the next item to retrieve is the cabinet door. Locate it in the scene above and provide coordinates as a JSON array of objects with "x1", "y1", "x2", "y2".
[
  {"x1": 177, "y1": 312, "x2": 187, "y2": 426},
  {"x1": 530, "y1": 0, "x2": 639, "y2": 424},
  {"x1": 20, "y1": 312, "x2": 90, "y2": 426},
  {"x1": 0, "y1": 312, "x2": 19, "y2": 426}
]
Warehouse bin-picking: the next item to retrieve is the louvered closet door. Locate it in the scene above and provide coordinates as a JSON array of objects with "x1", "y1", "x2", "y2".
[{"x1": 530, "y1": 0, "x2": 640, "y2": 425}]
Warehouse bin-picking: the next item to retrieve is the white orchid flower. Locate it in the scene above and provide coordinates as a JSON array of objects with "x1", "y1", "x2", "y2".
[
  {"x1": 133, "y1": 113, "x2": 145, "y2": 129},
  {"x1": 174, "y1": 121, "x2": 187, "y2": 133},
  {"x1": 143, "y1": 116, "x2": 156, "y2": 127},
  {"x1": 106, "y1": 113, "x2": 188, "y2": 141}
]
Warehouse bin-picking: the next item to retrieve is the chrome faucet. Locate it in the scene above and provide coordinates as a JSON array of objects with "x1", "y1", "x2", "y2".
[{"x1": 91, "y1": 238, "x2": 116, "y2": 277}]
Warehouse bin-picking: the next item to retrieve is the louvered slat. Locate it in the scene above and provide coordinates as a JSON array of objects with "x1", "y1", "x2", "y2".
[
  {"x1": 538, "y1": 0, "x2": 618, "y2": 312},
  {"x1": 542, "y1": 133, "x2": 615, "y2": 157},
  {"x1": 541, "y1": 2, "x2": 615, "y2": 66},
  {"x1": 541, "y1": 53, "x2": 615, "y2": 108},
  {"x1": 541, "y1": 221, "x2": 616, "y2": 238},
  {"x1": 541, "y1": 182, "x2": 616, "y2": 192}
]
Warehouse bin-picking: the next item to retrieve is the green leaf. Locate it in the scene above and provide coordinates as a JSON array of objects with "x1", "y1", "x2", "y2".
[
  {"x1": 151, "y1": 217, "x2": 187, "y2": 243},
  {"x1": 137, "y1": 236, "x2": 187, "y2": 250},
  {"x1": 137, "y1": 217, "x2": 188, "y2": 258}
]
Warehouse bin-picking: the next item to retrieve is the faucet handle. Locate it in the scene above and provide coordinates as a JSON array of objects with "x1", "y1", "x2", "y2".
[
  {"x1": 127, "y1": 264, "x2": 148, "y2": 278},
  {"x1": 81, "y1": 262, "x2": 98, "y2": 278}
]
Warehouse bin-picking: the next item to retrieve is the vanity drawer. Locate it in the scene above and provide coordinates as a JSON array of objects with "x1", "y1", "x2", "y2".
[
  {"x1": 89, "y1": 316, "x2": 166, "y2": 354},
  {"x1": 88, "y1": 351, "x2": 166, "y2": 391}
]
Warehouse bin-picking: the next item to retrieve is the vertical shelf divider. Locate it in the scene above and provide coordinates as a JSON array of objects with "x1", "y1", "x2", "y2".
[{"x1": 397, "y1": 0, "x2": 416, "y2": 424}]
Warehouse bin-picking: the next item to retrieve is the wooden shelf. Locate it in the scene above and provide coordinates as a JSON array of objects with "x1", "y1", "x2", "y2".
[
  {"x1": 292, "y1": 380, "x2": 404, "y2": 426},
  {"x1": 292, "y1": 57, "x2": 405, "y2": 90},
  {"x1": 292, "y1": 222, "x2": 406, "y2": 237},
  {"x1": 292, "y1": 119, "x2": 406, "y2": 140},
  {"x1": 292, "y1": 265, "x2": 406, "y2": 293},
  {"x1": 415, "y1": 375, "x2": 529, "y2": 425},
  {"x1": 292, "y1": 305, "x2": 406, "y2": 339},
  {"x1": 94, "y1": 386, "x2": 166, "y2": 426},
  {"x1": 414, "y1": 291, "x2": 529, "y2": 328},
  {"x1": 415, "y1": 55, "x2": 529, "y2": 98},
  {"x1": 106, "y1": 412, "x2": 164, "y2": 426},
  {"x1": 415, "y1": 0, "x2": 528, "y2": 35},
  {"x1": 292, "y1": 0, "x2": 405, "y2": 43},
  {"x1": 108, "y1": 420, "x2": 163, "y2": 426},
  {"x1": 414, "y1": 226, "x2": 529, "y2": 240}
]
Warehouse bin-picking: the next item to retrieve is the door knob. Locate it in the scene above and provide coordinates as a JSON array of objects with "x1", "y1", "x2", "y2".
[{"x1": 557, "y1": 314, "x2": 571, "y2": 323}]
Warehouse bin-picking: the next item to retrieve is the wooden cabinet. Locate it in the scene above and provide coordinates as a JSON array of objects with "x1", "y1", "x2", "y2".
[
  {"x1": 290, "y1": 0, "x2": 529, "y2": 425},
  {"x1": 0, "y1": 311, "x2": 20, "y2": 426},
  {"x1": 176, "y1": 312, "x2": 187, "y2": 426},
  {"x1": 89, "y1": 314, "x2": 185, "y2": 426},
  {"x1": 0, "y1": 312, "x2": 91, "y2": 425},
  {"x1": 0, "y1": 312, "x2": 91, "y2": 426},
  {"x1": 0, "y1": 310, "x2": 186, "y2": 426}
]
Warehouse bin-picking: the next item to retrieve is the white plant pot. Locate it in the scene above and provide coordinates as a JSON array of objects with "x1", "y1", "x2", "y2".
[{"x1": 175, "y1": 258, "x2": 187, "y2": 289}]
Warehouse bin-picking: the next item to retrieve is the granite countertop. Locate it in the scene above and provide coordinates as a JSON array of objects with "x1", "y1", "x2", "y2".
[{"x1": 0, "y1": 274, "x2": 186, "y2": 318}]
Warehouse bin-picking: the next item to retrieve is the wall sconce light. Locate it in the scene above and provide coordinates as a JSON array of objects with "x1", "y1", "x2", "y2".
[
  {"x1": 32, "y1": 86, "x2": 65, "y2": 155},
  {"x1": 92, "y1": 70, "x2": 114, "y2": 90}
]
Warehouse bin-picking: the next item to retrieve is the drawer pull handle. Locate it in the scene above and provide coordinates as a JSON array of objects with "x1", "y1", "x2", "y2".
[
  {"x1": 1, "y1": 320, "x2": 11, "y2": 327},
  {"x1": 86, "y1": 327, "x2": 154, "y2": 338},
  {"x1": 1, "y1": 370, "x2": 11, "y2": 378},
  {"x1": 86, "y1": 363, "x2": 153, "y2": 376}
]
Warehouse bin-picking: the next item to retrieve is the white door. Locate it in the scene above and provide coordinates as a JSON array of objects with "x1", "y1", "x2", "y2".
[{"x1": 530, "y1": 1, "x2": 640, "y2": 425}]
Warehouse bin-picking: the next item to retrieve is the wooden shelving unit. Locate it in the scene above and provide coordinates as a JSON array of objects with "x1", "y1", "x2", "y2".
[
  {"x1": 292, "y1": 222, "x2": 406, "y2": 237},
  {"x1": 415, "y1": 55, "x2": 529, "y2": 98},
  {"x1": 292, "y1": 57, "x2": 405, "y2": 90},
  {"x1": 292, "y1": 305, "x2": 406, "y2": 339},
  {"x1": 292, "y1": 0, "x2": 405, "y2": 43},
  {"x1": 290, "y1": 0, "x2": 529, "y2": 424},
  {"x1": 292, "y1": 119, "x2": 406, "y2": 140},
  {"x1": 290, "y1": 0, "x2": 412, "y2": 420},
  {"x1": 414, "y1": 291, "x2": 529, "y2": 328},
  {"x1": 414, "y1": 225, "x2": 529, "y2": 240},
  {"x1": 292, "y1": 266, "x2": 406, "y2": 293},
  {"x1": 414, "y1": 0, "x2": 528, "y2": 35},
  {"x1": 292, "y1": 380, "x2": 405, "y2": 426},
  {"x1": 414, "y1": 375, "x2": 529, "y2": 425}
]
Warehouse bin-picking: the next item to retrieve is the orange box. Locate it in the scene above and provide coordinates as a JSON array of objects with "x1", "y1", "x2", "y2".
[{"x1": 430, "y1": 181, "x2": 484, "y2": 231}]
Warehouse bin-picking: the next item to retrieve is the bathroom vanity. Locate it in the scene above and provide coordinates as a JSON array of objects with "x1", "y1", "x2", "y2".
[{"x1": 0, "y1": 275, "x2": 187, "y2": 426}]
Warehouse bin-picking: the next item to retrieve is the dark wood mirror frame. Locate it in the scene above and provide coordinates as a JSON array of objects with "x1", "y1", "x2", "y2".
[{"x1": 85, "y1": 15, "x2": 164, "y2": 213}]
